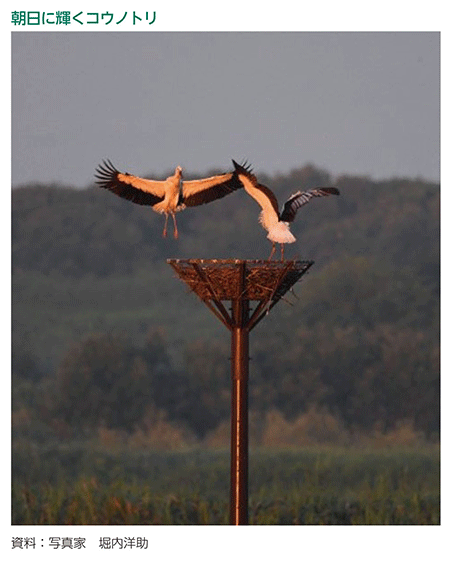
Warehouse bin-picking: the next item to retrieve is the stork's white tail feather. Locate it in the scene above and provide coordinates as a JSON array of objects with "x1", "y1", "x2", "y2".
[{"x1": 266, "y1": 221, "x2": 296, "y2": 244}]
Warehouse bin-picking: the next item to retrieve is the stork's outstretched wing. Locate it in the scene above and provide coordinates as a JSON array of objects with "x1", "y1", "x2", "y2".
[
  {"x1": 232, "y1": 160, "x2": 280, "y2": 225},
  {"x1": 95, "y1": 159, "x2": 166, "y2": 206},
  {"x1": 182, "y1": 171, "x2": 243, "y2": 207},
  {"x1": 280, "y1": 187, "x2": 340, "y2": 222}
]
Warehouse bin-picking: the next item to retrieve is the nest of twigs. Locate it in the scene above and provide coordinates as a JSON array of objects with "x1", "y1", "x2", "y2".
[{"x1": 167, "y1": 259, "x2": 313, "y2": 302}]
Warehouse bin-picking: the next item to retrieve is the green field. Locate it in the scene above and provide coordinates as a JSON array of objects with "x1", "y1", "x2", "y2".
[{"x1": 12, "y1": 445, "x2": 439, "y2": 525}]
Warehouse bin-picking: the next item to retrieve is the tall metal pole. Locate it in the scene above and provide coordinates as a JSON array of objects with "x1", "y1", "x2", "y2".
[
  {"x1": 167, "y1": 259, "x2": 314, "y2": 525},
  {"x1": 229, "y1": 294, "x2": 250, "y2": 525}
]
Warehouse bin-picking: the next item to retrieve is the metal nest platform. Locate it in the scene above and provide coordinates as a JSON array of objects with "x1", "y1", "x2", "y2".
[{"x1": 167, "y1": 259, "x2": 314, "y2": 331}]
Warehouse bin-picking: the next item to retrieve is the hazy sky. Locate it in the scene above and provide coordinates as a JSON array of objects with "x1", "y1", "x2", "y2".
[{"x1": 11, "y1": 31, "x2": 439, "y2": 188}]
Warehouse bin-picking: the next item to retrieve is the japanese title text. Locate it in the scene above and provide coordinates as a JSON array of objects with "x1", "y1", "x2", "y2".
[{"x1": 11, "y1": 11, "x2": 156, "y2": 26}]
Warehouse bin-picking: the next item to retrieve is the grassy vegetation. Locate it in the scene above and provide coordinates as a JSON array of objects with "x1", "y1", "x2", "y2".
[{"x1": 12, "y1": 445, "x2": 439, "y2": 525}]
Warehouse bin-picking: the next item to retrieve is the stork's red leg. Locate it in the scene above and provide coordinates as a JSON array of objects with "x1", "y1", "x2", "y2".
[
  {"x1": 269, "y1": 243, "x2": 276, "y2": 261},
  {"x1": 162, "y1": 214, "x2": 169, "y2": 238},
  {"x1": 171, "y1": 213, "x2": 179, "y2": 239}
]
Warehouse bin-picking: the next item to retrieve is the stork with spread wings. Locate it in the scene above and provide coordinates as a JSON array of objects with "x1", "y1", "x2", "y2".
[{"x1": 95, "y1": 159, "x2": 244, "y2": 238}]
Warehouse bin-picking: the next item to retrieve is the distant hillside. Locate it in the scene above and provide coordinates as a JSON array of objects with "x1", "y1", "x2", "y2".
[{"x1": 12, "y1": 165, "x2": 440, "y2": 439}]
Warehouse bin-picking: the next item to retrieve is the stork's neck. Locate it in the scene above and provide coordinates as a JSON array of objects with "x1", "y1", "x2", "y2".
[{"x1": 173, "y1": 167, "x2": 183, "y2": 188}]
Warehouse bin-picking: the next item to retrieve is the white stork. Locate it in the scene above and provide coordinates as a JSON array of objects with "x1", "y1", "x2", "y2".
[
  {"x1": 95, "y1": 159, "x2": 243, "y2": 239},
  {"x1": 232, "y1": 160, "x2": 340, "y2": 260}
]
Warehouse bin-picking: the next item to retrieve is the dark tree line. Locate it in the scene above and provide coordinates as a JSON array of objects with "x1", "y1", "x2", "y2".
[{"x1": 42, "y1": 320, "x2": 438, "y2": 440}]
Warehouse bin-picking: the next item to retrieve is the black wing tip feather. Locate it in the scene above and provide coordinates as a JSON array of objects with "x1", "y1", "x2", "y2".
[
  {"x1": 96, "y1": 159, "x2": 118, "y2": 174},
  {"x1": 232, "y1": 159, "x2": 253, "y2": 175},
  {"x1": 290, "y1": 187, "x2": 340, "y2": 199},
  {"x1": 94, "y1": 159, "x2": 120, "y2": 186},
  {"x1": 321, "y1": 187, "x2": 340, "y2": 196}
]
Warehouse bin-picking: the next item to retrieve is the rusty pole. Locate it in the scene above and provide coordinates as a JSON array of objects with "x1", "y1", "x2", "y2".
[
  {"x1": 167, "y1": 259, "x2": 315, "y2": 525},
  {"x1": 229, "y1": 265, "x2": 250, "y2": 525}
]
